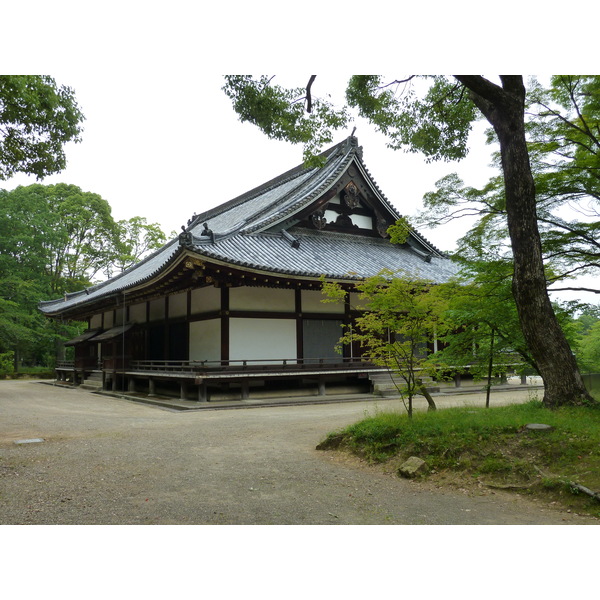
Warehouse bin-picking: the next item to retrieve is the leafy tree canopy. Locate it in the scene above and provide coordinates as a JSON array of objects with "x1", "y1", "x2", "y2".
[
  {"x1": 418, "y1": 76, "x2": 600, "y2": 296},
  {"x1": 0, "y1": 75, "x2": 84, "y2": 180},
  {"x1": 0, "y1": 183, "x2": 166, "y2": 369},
  {"x1": 323, "y1": 270, "x2": 450, "y2": 417}
]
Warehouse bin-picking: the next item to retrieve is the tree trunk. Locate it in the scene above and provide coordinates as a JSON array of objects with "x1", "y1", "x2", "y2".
[
  {"x1": 456, "y1": 76, "x2": 594, "y2": 407},
  {"x1": 417, "y1": 379, "x2": 437, "y2": 411},
  {"x1": 486, "y1": 328, "x2": 494, "y2": 409}
]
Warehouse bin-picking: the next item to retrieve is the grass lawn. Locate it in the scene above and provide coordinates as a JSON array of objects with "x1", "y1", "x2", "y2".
[{"x1": 318, "y1": 398, "x2": 600, "y2": 517}]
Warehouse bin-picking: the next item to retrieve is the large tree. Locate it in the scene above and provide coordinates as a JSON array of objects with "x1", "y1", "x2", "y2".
[
  {"x1": 419, "y1": 76, "x2": 600, "y2": 297},
  {"x1": 0, "y1": 75, "x2": 84, "y2": 180},
  {"x1": 0, "y1": 184, "x2": 166, "y2": 369},
  {"x1": 223, "y1": 75, "x2": 595, "y2": 407}
]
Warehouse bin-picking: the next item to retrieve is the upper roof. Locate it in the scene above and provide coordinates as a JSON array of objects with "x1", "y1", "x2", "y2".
[{"x1": 39, "y1": 135, "x2": 459, "y2": 318}]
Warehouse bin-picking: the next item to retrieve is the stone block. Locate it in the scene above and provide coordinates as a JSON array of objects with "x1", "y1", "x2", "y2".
[{"x1": 398, "y1": 456, "x2": 429, "y2": 478}]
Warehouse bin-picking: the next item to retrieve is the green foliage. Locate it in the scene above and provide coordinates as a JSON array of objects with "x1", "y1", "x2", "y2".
[
  {"x1": 417, "y1": 76, "x2": 600, "y2": 296},
  {"x1": 574, "y1": 305, "x2": 600, "y2": 372},
  {"x1": 223, "y1": 76, "x2": 350, "y2": 166},
  {"x1": 111, "y1": 216, "x2": 167, "y2": 275},
  {"x1": 436, "y1": 258, "x2": 533, "y2": 375},
  {"x1": 0, "y1": 183, "x2": 166, "y2": 369},
  {"x1": 0, "y1": 75, "x2": 84, "y2": 180},
  {"x1": 346, "y1": 76, "x2": 478, "y2": 162},
  {"x1": 323, "y1": 270, "x2": 451, "y2": 417},
  {"x1": 386, "y1": 217, "x2": 412, "y2": 245},
  {"x1": 0, "y1": 351, "x2": 14, "y2": 376}
]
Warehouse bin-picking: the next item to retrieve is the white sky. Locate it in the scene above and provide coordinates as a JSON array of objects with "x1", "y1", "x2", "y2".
[
  {"x1": 2, "y1": 2, "x2": 598, "y2": 305},
  {"x1": 2, "y1": 72, "x2": 496, "y2": 245}
]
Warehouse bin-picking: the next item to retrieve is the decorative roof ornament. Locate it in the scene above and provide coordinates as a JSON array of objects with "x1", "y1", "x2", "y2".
[
  {"x1": 343, "y1": 181, "x2": 361, "y2": 208},
  {"x1": 311, "y1": 209, "x2": 327, "y2": 230},
  {"x1": 179, "y1": 230, "x2": 194, "y2": 248},
  {"x1": 201, "y1": 222, "x2": 215, "y2": 244},
  {"x1": 281, "y1": 229, "x2": 301, "y2": 249},
  {"x1": 375, "y1": 213, "x2": 390, "y2": 238}
]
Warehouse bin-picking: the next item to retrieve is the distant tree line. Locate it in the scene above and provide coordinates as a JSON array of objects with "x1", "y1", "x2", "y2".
[
  {"x1": 0, "y1": 75, "x2": 167, "y2": 375},
  {"x1": 0, "y1": 183, "x2": 166, "y2": 374}
]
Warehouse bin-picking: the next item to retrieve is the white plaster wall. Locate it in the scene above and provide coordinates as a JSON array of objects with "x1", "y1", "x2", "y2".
[
  {"x1": 189, "y1": 319, "x2": 221, "y2": 363},
  {"x1": 230, "y1": 286, "x2": 294, "y2": 312},
  {"x1": 115, "y1": 307, "x2": 125, "y2": 326},
  {"x1": 149, "y1": 298, "x2": 165, "y2": 321},
  {"x1": 350, "y1": 214, "x2": 373, "y2": 229},
  {"x1": 129, "y1": 302, "x2": 147, "y2": 323},
  {"x1": 324, "y1": 209, "x2": 339, "y2": 224},
  {"x1": 103, "y1": 311, "x2": 114, "y2": 328},
  {"x1": 191, "y1": 286, "x2": 221, "y2": 314},
  {"x1": 169, "y1": 291, "x2": 187, "y2": 318},
  {"x1": 229, "y1": 318, "x2": 296, "y2": 364},
  {"x1": 301, "y1": 289, "x2": 345, "y2": 314}
]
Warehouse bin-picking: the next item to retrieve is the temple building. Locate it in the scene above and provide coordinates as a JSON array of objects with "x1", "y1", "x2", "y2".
[{"x1": 40, "y1": 136, "x2": 459, "y2": 402}]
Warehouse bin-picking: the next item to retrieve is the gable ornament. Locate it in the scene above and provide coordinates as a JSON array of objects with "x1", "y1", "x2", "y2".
[
  {"x1": 376, "y1": 213, "x2": 389, "y2": 238},
  {"x1": 343, "y1": 181, "x2": 361, "y2": 209},
  {"x1": 311, "y1": 209, "x2": 327, "y2": 230}
]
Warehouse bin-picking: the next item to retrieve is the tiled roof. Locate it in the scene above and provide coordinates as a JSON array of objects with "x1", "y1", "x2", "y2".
[
  {"x1": 196, "y1": 228, "x2": 458, "y2": 282},
  {"x1": 39, "y1": 136, "x2": 460, "y2": 317}
]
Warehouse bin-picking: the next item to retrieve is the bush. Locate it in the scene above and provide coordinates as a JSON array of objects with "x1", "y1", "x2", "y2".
[{"x1": 0, "y1": 351, "x2": 15, "y2": 378}]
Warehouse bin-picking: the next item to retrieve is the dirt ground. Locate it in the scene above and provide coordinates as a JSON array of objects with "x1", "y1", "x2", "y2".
[{"x1": 0, "y1": 379, "x2": 597, "y2": 525}]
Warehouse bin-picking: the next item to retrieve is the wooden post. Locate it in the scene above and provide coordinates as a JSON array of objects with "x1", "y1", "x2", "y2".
[
  {"x1": 318, "y1": 377, "x2": 326, "y2": 396},
  {"x1": 241, "y1": 379, "x2": 250, "y2": 400},
  {"x1": 197, "y1": 382, "x2": 208, "y2": 402},
  {"x1": 148, "y1": 378, "x2": 156, "y2": 397}
]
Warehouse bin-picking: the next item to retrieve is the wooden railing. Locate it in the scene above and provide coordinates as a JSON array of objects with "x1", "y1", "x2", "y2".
[{"x1": 128, "y1": 357, "x2": 374, "y2": 375}]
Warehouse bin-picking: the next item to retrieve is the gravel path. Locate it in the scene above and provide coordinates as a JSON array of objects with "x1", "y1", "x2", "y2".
[{"x1": 1, "y1": 380, "x2": 597, "y2": 525}]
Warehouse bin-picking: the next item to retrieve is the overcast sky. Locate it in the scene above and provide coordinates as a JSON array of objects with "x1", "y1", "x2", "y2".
[
  {"x1": 2, "y1": 72, "x2": 497, "y2": 247},
  {"x1": 2, "y1": 4, "x2": 597, "y2": 307}
]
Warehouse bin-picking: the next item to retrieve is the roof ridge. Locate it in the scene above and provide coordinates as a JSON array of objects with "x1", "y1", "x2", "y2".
[
  {"x1": 241, "y1": 140, "x2": 356, "y2": 234},
  {"x1": 191, "y1": 138, "x2": 349, "y2": 228}
]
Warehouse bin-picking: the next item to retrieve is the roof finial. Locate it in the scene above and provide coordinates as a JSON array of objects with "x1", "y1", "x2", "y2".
[{"x1": 351, "y1": 126, "x2": 357, "y2": 137}]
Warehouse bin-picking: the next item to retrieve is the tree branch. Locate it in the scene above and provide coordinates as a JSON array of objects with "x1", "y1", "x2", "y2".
[
  {"x1": 305, "y1": 75, "x2": 316, "y2": 113},
  {"x1": 547, "y1": 286, "x2": 600, "y2": 294},
  {"x1": 453, "y1": 76, "x2": 505, "y2": 105}
]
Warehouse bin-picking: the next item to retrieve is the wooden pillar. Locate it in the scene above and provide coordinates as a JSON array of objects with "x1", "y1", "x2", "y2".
[
  {"x1": 197, "y1": 382, "x2": 208, "y2": 402},
  {"x1": 112, "y1": 373, "x2": 118, "y2": 391},
  {"x1": 128, "y1": 377, "x2": 136, "y2": 393},
  {"x1": 295, "y1": 289, "x2": 303, "y2": 361},
  {"x1": 241, "y1": 379, "x2": 250, "y2": 400},
  {"x1": 454, "y1": 374, "x2": 461, "y2": 388},
  {"x1": 221, "y1": 287, "x2": 229, "y2": 365},
  {"x1": 318, "y1": 377, "x2": 326, "y2": 396},
  {"x1": 180, "y1": 381, "x2": 188, "y2": 400},
  {"x1": 148, "y1": 378, "x2": 156, "y2": 397}
]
